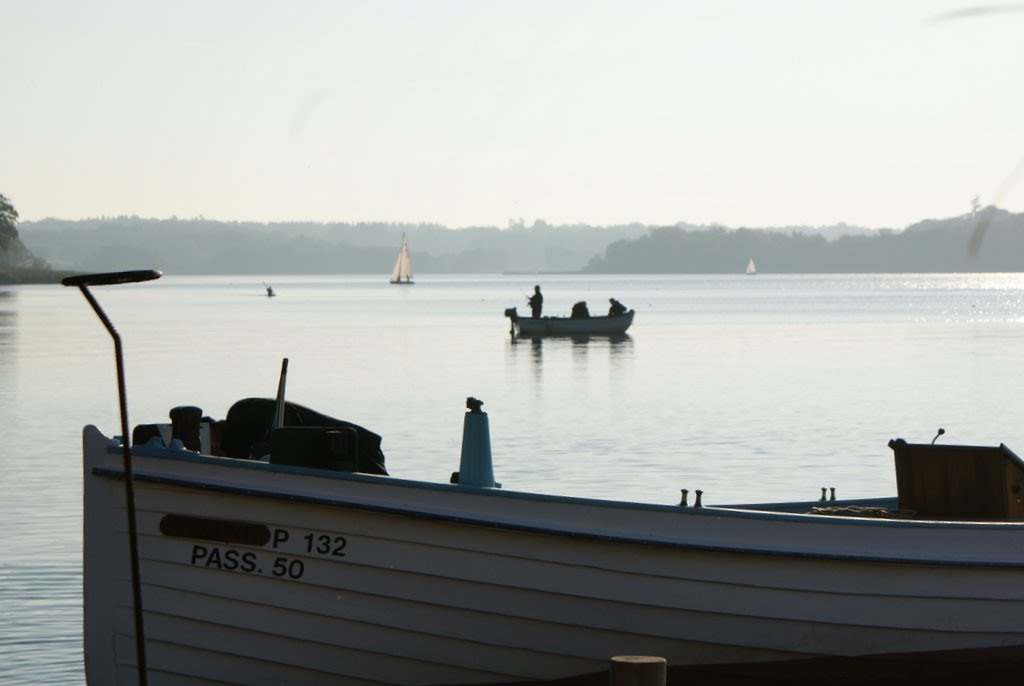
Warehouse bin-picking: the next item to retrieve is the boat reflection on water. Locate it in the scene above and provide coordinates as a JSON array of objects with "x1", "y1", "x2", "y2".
[
  {"x1": 509, "y1": 332, "x2": 633, "y2": 384},
  {"x1": 512, "y1": 333, "x2": 633, "y2": 346},
  {"x1": 575, "y1": 333, "x2": 632, "y2": 346}
]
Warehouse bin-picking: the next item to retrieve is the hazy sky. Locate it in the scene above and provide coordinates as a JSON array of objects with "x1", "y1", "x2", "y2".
[{"x1": 4, "y1": 1, "x2": 1024, "y2": 229}]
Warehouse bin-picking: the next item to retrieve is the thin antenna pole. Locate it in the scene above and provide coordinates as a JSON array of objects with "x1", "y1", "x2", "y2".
[
  {"x1": 272, "y1": 357, "x2": 289, "y2": 430},
  {"x1": 64, "y1": 269, "x2": 160, "y2": 686}
]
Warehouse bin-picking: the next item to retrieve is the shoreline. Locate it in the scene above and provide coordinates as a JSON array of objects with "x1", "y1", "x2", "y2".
[{"x1": 0, "y1": 267, "x2": 82, "y2": 285}]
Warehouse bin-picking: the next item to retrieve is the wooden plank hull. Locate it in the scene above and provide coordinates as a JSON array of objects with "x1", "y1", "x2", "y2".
[
  {"x1": 513, "y1": 310, "x2": 634, "y2": 337},
  {"x1": 83, "y1": 426, "x2": 1024, "y2": 685}
]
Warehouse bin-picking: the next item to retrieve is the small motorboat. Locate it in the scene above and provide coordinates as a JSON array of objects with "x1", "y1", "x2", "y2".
[{"x1": 504, "y1": 306, "x2": 635, "y2": 337}]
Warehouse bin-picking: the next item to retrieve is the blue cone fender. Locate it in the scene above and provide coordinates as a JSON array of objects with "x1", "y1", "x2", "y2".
[{"x1": 457, "y1": 397, "x2": 499, "y2": 488}]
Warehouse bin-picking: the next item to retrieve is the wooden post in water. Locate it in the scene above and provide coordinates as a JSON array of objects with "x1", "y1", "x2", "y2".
[{"x1": 609, "y1": 656, "x2": 667, "y2": 686}]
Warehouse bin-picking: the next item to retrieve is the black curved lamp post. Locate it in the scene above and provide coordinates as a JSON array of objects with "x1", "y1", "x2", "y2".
[{"x1": 63, "y1": 269, "x2": 162, "y2": 686}]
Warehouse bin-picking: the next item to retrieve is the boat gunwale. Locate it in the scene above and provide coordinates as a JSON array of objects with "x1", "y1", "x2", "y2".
[
  {"x1": 90, "y1": 465, "x2": 1024, "y2": 568},
  {"x1": 512, "y1": 310, "x2": 635, "y2": 337},
  {"x1": 519, "y1": 311, "x2": 635, "y2": 324},
  {"x1": 110, "y1": 434, "x2": 1024, "y2": 532},
  {"x1": 86, "y1": 431, "x2": 1024, "y2": 568}
]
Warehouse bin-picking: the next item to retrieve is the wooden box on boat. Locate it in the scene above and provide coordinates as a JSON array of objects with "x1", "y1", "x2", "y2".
[{"x1": 891, "y1": 439, "x2": 1024, "y2": 520}]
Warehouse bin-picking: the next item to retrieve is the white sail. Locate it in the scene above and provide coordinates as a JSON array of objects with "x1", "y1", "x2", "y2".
[
  {"x1": 389, "y1": 235, "x2": 414, "y2": 284},
  {"x1": 745, "y1": 257, "x2": 757, "y2": 275}
]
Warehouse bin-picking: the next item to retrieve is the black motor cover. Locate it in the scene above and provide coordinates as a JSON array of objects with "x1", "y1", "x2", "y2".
[{"x1": 221, "y1": 398, "x2": 388, "y2": 475}]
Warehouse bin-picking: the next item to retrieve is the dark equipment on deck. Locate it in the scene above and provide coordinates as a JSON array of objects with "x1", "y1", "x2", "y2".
[{"x1": 222, "y1": 398, "x2": 388, "y2": 475}]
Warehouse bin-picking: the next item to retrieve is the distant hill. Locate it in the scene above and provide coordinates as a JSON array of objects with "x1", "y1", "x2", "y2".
[
  {"x1": 19, "y1": 217, "x2": 651, "y2": 275},
  {"x1": 17, "y1": 209, "x2": 1020, "y2": 275},
  {"x1": 0, "y1": 267, "x2": 79, "y2": 285},
  {"x1": 1, "y1": 193, "x2": 60, "y2": 283},
  {"x1": 585, "y1": 208, "x2": 1022, "y2": 273}
]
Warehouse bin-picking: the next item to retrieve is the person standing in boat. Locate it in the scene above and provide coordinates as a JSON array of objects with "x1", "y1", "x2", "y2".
[
  {"x1": 528, "y1": 285, "x2": 543, "y2": 319},
  {"x1": 608, "y1": 298, "x2": 627, "y2": 316}
]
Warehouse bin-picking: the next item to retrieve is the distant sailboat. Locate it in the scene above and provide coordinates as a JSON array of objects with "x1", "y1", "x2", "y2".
[
  {"x1": 390, "y1": 235, "x2": 414, "y2": 285},
  {"x1": 745, "y1": 257, "x2": 757, "y2": 275}
]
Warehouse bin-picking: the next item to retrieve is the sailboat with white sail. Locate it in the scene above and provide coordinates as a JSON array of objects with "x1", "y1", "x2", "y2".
[
  {"x1": 745, "y1": 257, "x2": 757, "y2": 275},
  {"x1": 389, "y1": 235, "x2": 414, "y2": 285}
]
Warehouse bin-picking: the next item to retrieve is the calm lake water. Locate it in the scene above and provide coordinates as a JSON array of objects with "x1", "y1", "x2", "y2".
[{"x1": 3, "y1": 272, "x2": 1024, "y2": 684}]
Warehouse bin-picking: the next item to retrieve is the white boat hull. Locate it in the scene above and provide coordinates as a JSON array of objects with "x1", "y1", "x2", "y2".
[{"x1": 83, "y1": 426, "x2": 1024, "y2": 685}]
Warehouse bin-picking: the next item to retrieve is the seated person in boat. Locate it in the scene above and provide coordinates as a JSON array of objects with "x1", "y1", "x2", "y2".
[
  {"x1": 571, "y1": 301, "x2": 591, "y2": 319},
  {"x1": 608, "y1": 298, "x2": 627, "y2": 316}
]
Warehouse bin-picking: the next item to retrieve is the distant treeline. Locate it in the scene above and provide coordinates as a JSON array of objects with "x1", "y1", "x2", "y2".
[
  {"x1": 20, "y1": 217, "x2": 650, "y2": 275},
  {"x1": 586, "y1": 208, "x2": 1024, "y2": 273},
  {"x1": 18, "y1": 209, "x2": 1022, "y2": 275}
]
